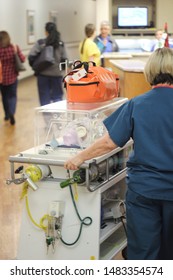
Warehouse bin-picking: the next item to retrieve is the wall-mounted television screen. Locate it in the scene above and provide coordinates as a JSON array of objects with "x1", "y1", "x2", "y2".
[{"x1": 117, "y1": 6, "x2": 148, "y2": 28}]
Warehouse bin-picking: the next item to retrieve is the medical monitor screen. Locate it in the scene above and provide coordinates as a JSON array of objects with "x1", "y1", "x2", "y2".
[{"x1": 117, "y1": 7, "x2": 148, "y2": 28}]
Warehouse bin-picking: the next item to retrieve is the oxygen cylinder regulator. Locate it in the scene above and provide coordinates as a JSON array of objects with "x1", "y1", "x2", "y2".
[{"x1": 6, "y1": 164, "x2": 51, "y2": 190}]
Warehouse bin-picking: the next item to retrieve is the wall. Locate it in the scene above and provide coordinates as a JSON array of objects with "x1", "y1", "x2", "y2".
[
  {"x1": 95, "y1": 0, "x2": 110, "y2": 33},
  {"x1": 1, "y1": 0, "x2": 173, "y2": 46},
  {"x1": 0, "y1": 0, "x2": 97, "y2": 79},
  {"x1": 156, "y1": 0, "x2": 173, "y2": 32},
  {"x1": 1, "y1": 0, "x2": 173, "y2": 79},
  {"x1": 0, "y1": 0, "x2": 97, "y2": 47}
]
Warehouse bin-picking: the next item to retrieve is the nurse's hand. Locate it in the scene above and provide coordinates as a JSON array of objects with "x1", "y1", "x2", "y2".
[{"x1": 64, "y1": 155, "x2": 84, "y2": 170}]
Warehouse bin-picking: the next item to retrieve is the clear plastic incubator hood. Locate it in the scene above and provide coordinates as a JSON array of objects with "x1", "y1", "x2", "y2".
[{"x1": 33, "y1": 98, "x2": 128, "y2": 157}]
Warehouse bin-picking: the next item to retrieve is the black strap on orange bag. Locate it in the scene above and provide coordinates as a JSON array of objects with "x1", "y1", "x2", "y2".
[{"x1": 72, "y1": 60, "x2": 96, "y2": 71}]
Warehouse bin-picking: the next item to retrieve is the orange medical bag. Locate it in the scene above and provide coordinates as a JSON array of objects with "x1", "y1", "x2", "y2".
[{"x1": 63, "y1": 61, "x2": 119, "y2": 103}]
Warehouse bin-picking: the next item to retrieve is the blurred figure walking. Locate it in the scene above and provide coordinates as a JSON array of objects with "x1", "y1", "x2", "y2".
[
  {"x1": 0, "y1": 31, "x2": 25, "y2": 125},
  {"x1": 28, "y1": 22, "x2": 68, "y2": 106}
]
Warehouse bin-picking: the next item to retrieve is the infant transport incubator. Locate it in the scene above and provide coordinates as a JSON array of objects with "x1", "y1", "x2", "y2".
[{"x1": 6, "y1": 98, "x2": 133, "y2": 260}]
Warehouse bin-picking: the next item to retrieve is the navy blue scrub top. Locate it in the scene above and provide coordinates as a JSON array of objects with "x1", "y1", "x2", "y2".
[{"x1": 103, "y1": 87, "x2": 173, "y2": 201}]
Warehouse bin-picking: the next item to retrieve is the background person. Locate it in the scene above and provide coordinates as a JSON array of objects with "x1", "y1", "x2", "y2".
[
  {"x1": 64, "y1": 47, "x2": 173, "y2": 260},
  {"x1": 28, "y1": 22, "x2": 68, "y2": 106},
  {"x1": 94, "y1": 20, "x2": 119, "y2": 54},
  {"x1": 151, "y1": 29, "x2": 166, "y2": 51},
  {"x1": 0, "y1": 31, "x2": 25, "y2": 125},
  {"x1": 94, "y1": 20, "x2": 119, "y2": 66},
  {"x1": 79, "y1": 23, "x2": 101, "y2": 66}
]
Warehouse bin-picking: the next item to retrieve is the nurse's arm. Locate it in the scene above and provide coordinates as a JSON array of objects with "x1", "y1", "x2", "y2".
[{"x1": 64, "y1": 132, "x2": 117, "y2": 170}]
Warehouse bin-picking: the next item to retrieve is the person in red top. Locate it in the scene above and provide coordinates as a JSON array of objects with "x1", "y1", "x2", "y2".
[
  {"x1": 0, "y1": 31, "x2": 25, "y2": 125},
  {"x1": 0, "y1": 60, "x2": 2, "y2": 83}
]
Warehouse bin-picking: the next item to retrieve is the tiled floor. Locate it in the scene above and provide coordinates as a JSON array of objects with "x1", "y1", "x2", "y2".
[{"x1": 0, "y1": 76, "x2": 39, "y2": 259}]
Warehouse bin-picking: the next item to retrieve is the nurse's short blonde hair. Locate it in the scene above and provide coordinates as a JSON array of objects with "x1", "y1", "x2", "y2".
[{"x1": 144, "y1": 47, "x2": 173, "y2": 85}]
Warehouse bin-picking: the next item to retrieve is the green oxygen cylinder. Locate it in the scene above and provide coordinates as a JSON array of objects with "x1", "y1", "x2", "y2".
[{"x1": 60, "y1": 169, "x2": 86, "y2": 188}]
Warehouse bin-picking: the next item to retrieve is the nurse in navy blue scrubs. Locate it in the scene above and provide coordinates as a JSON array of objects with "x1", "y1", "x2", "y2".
[{"x1": 64, "y1": 47, "x2": 173, "y2": 260}]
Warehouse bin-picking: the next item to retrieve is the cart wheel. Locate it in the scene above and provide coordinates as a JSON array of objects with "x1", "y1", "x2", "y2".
[{"x1": 122, "y1": 246, "x2": 127, "y2": 260}]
